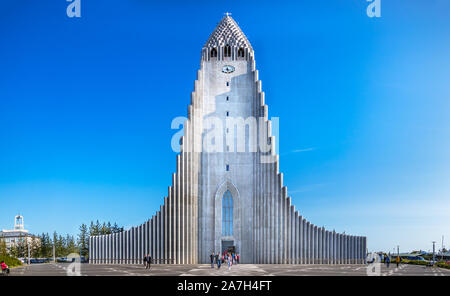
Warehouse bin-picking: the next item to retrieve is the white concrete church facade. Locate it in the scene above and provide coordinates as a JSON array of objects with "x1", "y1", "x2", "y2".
[{"x1": 89, "y1": 15, "x2": 367, "y2": 265}]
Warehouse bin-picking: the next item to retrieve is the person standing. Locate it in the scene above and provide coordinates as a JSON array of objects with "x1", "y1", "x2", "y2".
[
  {"x1": 386, "y1": 255, "x2": 390, "y2": 268},
  {"x1": 227, "y1": 254, "x2": 232, "y2": 270},
  {"x1": 210, "y1": 252, "x2": 215, "y2": 268},
  {"x1": 237, "y1": 254, "x2": 239, "y2": 264},
  {"x1": 396, "y1": 256, "x2": 400, "y2": 268}
]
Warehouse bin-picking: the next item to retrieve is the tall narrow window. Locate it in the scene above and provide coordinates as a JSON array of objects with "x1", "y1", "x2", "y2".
[
  {"x1": 224, "y1": 45, "x2": 231, "y2": 57},
  {"x1": 238, "y1": 48, "x2": 245, "y2": 58},
  {"x1": 222, "y1": 190, "x2": 233, "y2": 236},
  {"x1": 211, "y1": 48, "x2": 217, "y2": 58}
]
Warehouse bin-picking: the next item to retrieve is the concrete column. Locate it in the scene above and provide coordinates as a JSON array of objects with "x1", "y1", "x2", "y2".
[
  {"x1": 106, "y1": 234, "x2": 110, "y2": 264},
  {"x1": 134, "y1": 227, "x2": 138, "y2": 264},
  {"x1": 327, "y1": 231, "x2": 331, "y2": 264},
  {"x1": 168, "y1": 187, "x2": 173, "y2": 264},
  {"x1": 348, "y1": 235, "x2": 351, "y2": 264},
  {"x1": 122, "y1": 232, "x2": 126, "y2": 264},
  {"x1": 111, "y1": 233, "x2": 115, "y2": 264},
  {"x1": 298, "y1": 216, "x2": 302, "y2": 264},
  {"x1": 118, "y1": 232, "x2": 121, "y2": 264},
  {"x1": 139, "y1": 225, "x2": 143, "y2": 265},
  {"x1": 336, "y1": 233, "x2": 340, "y2": 264},
  {"x1": 101, "y1": 235, "x2": 104, "y2": 264},
  {"x1": 157, "y1": 211, "x2": 161, "y2": 263},
  {"x1": 314, "y1": 225, "x2": 318, "y2": 264},
  {"x1": 137, "y1": 226, "x2": 140, "y2": 264},
  {"x1": 163, "y1": 202, "x2": 168, "y2": 263},
  {"x1": 305, "y1": 223, "x2": 309, "y2": 264},
  {"x1": 90, "y1": 236, "x2": 94, "y2": 264},
  {"x1": 318, "y1": 228, "x2": 323, "y2": 264},
  {"x1": 104, "y1": 235, "x2": 107, "y2": 264},
  {"x1": 352, "y1": 236, "x2": 356, "y2": 264},
  {"x1": 98, "y1": 236, "x2": 101, "y2": 264},
  {"x1": 295, "y1": 212, "x2": 299, "y2": 264},
  {"x1": 129, "y1": 229, "x2": 133, "y2": 264},
  {"x1": 161, "y1": 206, "x2": 165, "y2": 263},
  {"x1": 152, "y1": 216, "x2": 156, "y2": 263},
  {"x1": 309, "y1": 222, "x2": 313, "y2": 264},
  {"x1": 358, "y1": 236, "x2": 361, "y2": 264},
  {"x1": 127, "y1": 230, "x2": 131, "y2": 265},
  {"x1": 347, "y1": 235, "x2": 350, "y2": 264},
  {"x1": 330, "y1": 232, "x2": 333, "y2": 265},
  {"x1": 109, "y1": 234, "x2": 112, "y2": 264},
  {"x1": 122, "y1": 232, "x2": 125, "y2": 264},
  {"x1": 97, "y1": 236, "x2": 99, "y2": 264}
]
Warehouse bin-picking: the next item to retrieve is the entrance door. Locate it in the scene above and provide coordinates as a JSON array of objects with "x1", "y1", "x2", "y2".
[{"x1": 222, "y1": 240, "x2": 235, "y2": 254}]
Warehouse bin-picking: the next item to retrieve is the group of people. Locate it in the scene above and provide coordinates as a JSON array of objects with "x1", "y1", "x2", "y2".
[
  {"x1": 210, "y1": 252, "x2": 239, "y2": 271},
  {"x1": 142, "y1": 254, "x2": 152, "y2": 270},
  {"x1": 383, "y1": 255, "x2": 401, "y2": 268},
  {"x1": 1, "y1": 261, "x2": 10, "y2": 275}
]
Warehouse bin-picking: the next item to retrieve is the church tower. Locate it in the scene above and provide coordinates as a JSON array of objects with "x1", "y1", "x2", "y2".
[{"x1": 89, "y1": 15, "x2": 367, "y2": 265}]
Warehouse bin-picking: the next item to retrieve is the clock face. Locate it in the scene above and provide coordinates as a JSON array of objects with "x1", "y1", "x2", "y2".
[{"x1": 222, "y1": 65, "x2": 235, "y2": 74}]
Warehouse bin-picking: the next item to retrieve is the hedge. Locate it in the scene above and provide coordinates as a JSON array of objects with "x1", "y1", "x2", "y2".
[
  {"x1": 0, "y1": 255, "x2": 23, "y2": 268},
  {"x1": 436, "y1": 262, "x2": 450, "y2": 269}
]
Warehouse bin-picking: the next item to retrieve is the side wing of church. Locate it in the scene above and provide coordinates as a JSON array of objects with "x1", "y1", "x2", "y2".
[{"x1": 89, "y1": 15, "x2": 367, "y2": 265}]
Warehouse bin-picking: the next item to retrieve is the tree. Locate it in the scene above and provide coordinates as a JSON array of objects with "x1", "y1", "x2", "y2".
[
  {"x1": 78, "y1": 224, "x2": 89, "y2": 257},
  {"x1": 0, "y1": 238, "x2": 7, "y2": 257}
]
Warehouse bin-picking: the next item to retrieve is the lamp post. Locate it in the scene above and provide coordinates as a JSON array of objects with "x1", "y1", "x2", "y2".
[
  {"x1": 432, "y1": 241, "x2": 436, "y2": 264},
  {"x1": 27, "y1": 239, "x2": 31, "y2": 265}
]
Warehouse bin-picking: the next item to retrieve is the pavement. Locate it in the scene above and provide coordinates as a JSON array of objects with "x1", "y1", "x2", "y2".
[{"x1": 9, "y1": 263, "x2": 450, "y2": 276}]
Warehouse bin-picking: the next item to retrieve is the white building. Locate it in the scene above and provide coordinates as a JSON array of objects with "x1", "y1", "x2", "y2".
[
  {"x1": 89, "y1": 15, "x2": 367, "y2": 265},
  {"x1": 0, "y1": 215, "x2": 38, "y2": 251}
]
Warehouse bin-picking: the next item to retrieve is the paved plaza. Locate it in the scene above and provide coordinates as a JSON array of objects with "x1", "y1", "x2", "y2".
[{"x1": 9, "y1": 263, "x2": 450, "y2": 276}]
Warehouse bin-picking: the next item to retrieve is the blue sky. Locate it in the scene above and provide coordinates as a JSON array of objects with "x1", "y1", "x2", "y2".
[{"x1": 0, "y1": 0, "x2": 449, "y2": 253}]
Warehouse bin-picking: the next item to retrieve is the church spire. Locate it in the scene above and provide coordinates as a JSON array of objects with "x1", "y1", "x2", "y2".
[{"x1": 204, "y1": 14, "x2": 253, "y2": 50}]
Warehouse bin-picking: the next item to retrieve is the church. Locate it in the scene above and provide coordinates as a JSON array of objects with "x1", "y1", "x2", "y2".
[{"x1": 89, "y1": 15, "x2": 367, "y2": 265}]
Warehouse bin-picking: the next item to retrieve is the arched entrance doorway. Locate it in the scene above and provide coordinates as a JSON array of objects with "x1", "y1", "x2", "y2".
[{"x1": 214, "y1": 180, "x2": 241, "y2": 257}]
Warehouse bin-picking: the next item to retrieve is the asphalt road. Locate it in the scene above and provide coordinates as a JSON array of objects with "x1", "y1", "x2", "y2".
[{"x1": 9, "y1": 263, "x2": 450, "y2": 276}]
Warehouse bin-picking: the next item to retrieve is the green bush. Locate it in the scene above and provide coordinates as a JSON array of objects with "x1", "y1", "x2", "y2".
[
  {"x1": 402, "y1": 259, "x2": 429, "y2": 266},
  {"x1": 436, "y1": 262, "x2": 450, "y2": 269},
  {"x1": 0, "y1": 255, "x2": 23, "y2": 268}
]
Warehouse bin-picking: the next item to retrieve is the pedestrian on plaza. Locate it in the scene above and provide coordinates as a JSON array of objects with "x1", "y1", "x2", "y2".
[
  {"x1": 216, "y1": 253, "x2": 221, "y2": 269},
  {"x1": 396, "y1": 256, "x2": 400, "y2": 268},
  {"x1": 227, "y1": 254, "x2": 232, "y2": 270},
  {"x1": 236, "y1": 254, "x2": 239, "y2": 264},
  {"x1": 143, "y1": 254, "x2": 148, "y2": 268},
  {"x1": 210, "y1": 252, "x2": 215, "y2": 268},
  {"x1": 386, "y1": 256, "x2": 390, "y2": 268},
  {"x1": 146, "y1": 254, "x2": 152, "y2": 270}
]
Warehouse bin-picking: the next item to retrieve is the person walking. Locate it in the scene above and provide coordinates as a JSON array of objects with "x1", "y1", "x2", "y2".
[
  {"x1": 216, "y1": 253, "x2": 221, "y2": 269},
  {"x1": 146, "y1": 254, "x2": 152, "y2": 270},
  {"x1": 236, "y1": 253, "x2": 239, "y2": 264},
  {"x1": 210, "y1": 252, "x2": 215, "y2": 268},
  {"x1": 386, "y1": 255, "x2": 390, "y2": 268},
  {"x1": 227, "y1": 254, "x2": 232, "y2": 270},
  {"x1": 396, "y1": 256, "x2": 400, "y2": 268},
  {"x1": 143, "y1": 254, "x2": 148, "y2": 269}
]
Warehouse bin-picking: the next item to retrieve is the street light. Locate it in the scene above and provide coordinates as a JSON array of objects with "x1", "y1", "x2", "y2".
[{"x1": 432, "y1": 241, "x2": 436, "y2": 264}]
